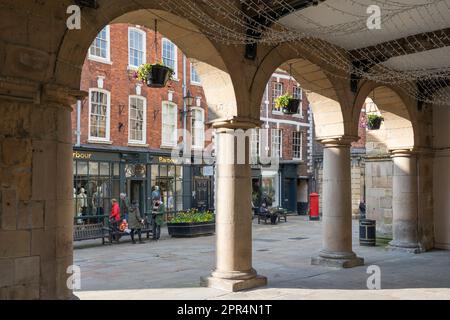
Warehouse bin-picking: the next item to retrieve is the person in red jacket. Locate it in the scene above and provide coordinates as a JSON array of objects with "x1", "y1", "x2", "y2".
[
  {"x1": 110, "y1": 199, "x2": 121, "y2": 239},
  {"x1": 110, "y1": 199, "x2": 121, "y2": 222}
]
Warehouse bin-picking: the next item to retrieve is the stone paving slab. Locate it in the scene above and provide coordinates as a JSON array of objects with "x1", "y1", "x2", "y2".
[{"x1": 74, "y1": 216, "x2": 450, "y2": 300}]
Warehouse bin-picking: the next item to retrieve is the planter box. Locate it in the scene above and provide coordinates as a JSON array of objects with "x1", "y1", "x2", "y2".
[{"x1": 167, "y1": 221, "x2": 215, "y2": 237}]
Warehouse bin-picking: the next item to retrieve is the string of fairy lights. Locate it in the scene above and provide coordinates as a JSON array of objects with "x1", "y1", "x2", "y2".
[{"x1": 129, "y1": 0, "x2": 450, "y2": 105}]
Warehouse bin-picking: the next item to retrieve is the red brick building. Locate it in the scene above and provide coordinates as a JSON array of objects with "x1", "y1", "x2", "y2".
[
  {"x1": 71, "y1": 23, "x2": 213, "y2": 223},
  {"x1": 251, "y1": 69, "x2": 313, "y2": 214}
]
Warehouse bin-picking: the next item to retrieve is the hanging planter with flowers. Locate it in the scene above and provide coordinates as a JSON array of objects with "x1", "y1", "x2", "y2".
[
  {"x1": 367, "y1": 114, "x2": 384, "y2": 130},
  {"x1": 134, "y1": 19, "x2": 174, "y2": 88},
  {"x1": 135, "y1": 62, "x2": 174, "y2": 88},
  {"x1": 365, "y1": 98, "x2": 384, "y2": 130},
  {"x1": 275, "y1": 93, "x2": 300, "y2": 114}
]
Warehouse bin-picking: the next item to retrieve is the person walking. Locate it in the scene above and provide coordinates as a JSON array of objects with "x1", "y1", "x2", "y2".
[
  {"x1": 359, "y1": 200, "x2": 366, "y2": 220},
  {"x1": 152, "y1": 200, "x2": 165, "y2": 240},
  {"x1": 109, "y1": 199, "x2": 121, "y2": 240},
  {"x1": 119, "y1": 193, "x2": 131, "y2": 221},
  {"x1": 129, "y1": 200, "x2": 145, "y2": 244}
]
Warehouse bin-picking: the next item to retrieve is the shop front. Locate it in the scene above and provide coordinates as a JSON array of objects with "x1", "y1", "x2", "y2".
[
  {"x1": 73, "y1": 147, "x2": 216, "y2": 226},
  {"x1": 191, "y1": 164, "x2": 215, "y2": 210},
  {"x1": 149, "y1": 155, "x2": 185, "y2": 217},
  {"x1": 72, "y1": 148, "x2": 150, "y2": 224},
  {"x1": 251, "y1": 163, "x2": 308, "y2": 214},
  {"x1": 252, "y1": 168, "x2": 280, "y2": 208}
]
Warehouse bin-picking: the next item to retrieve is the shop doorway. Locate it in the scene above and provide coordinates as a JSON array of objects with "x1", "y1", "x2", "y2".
[
  {"x1": 193, "y1": 177, "x2": 212, "y2": 210},
  {"x1": 128, "y1": 180, "x2": 145, "y2": 214},
  {"x1": 283, "y1": 178, "x2": 297, "y2": 212},
  {"x1": 297, "y1": 179, "x2": 309, "y2": 215}
]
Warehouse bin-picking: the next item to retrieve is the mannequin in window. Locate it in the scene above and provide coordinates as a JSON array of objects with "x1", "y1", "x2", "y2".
[
  {"x1": 78, "y1": 187, "x2": 88, "y2": 218},
  {"x1": 75, "y1": 188, "x2": 84, "y2": 224},
  {"x1": 151, "y1": 186, "x2": 161, "y2": 204},
  {"x1": 167, "y1": 192, "x2": 174, "y2": 212},
  {"x1": 92, "y1": 186, "x2": 104, "y2": 216},
  {"x1": 73, "y1": 188, "x2": 79, "y2": 224}
]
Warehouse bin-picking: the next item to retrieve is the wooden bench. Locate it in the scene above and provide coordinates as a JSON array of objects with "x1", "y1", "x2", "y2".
[
  {"x1": 73, "y1": 223, "x2": 109, "y2": 245},
  {"x1": 257, "y1": 208, "x2": 288, "y2": 225},
  {"x1": 277, "y1": 209, "x2": 288, "y2": 223},
  {"x1": 108, "y1": 220, "x2": 153, "y2": 244}
]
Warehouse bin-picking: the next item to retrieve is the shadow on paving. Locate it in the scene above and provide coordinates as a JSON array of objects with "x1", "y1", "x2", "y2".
[{"x1": 74, "y1": 216, "x2": 450, "y2": 292}]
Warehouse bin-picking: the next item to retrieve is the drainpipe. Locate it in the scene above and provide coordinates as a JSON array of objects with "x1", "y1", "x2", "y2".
[
  {"x1": 264, "y1": 83, "x2": 269, "y2": 156},
  {"x1": 76, "y1": 99, "x2": 81, "y2": 147},
  {"x1": 182, "y1": 54, "x2": 187, "y2": 154}
]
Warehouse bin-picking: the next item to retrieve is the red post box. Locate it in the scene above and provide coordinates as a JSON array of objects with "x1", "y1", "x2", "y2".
[{"x1": 309, "y1": 193, "x2": 320, "y2": 221}]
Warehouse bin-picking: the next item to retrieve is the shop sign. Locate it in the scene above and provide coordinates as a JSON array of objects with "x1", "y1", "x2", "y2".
[
  {"x1": 157, "y1": 156, "x2": 176, "y2": 164},
  {"x1": 73, "y1": 151, "x2": 92, "y2": 160}
]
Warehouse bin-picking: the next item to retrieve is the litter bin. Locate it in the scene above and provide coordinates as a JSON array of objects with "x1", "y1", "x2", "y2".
[{"x1": 360, "y1": 219, "x2": 376, "y2": 246}]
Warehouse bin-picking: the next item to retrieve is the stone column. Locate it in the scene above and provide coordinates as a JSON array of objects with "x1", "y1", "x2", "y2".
[
  {"x1": 388, "y1": 149, "x2": 421, "y2": 253},
  {"x1": 311, "y1": 136, "x2": 364, "y2": 268},
  {"x1": 201, "y1": 118, "x2": 267, "y2": 292},
  {"x1": 0, "y1": 80, "x2": 82, "y2": 299}
]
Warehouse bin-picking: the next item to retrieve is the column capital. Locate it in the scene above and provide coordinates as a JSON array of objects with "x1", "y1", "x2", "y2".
[
  {"x1": 210, "y1": 116, "x2": 262, "y2": 131},
  {"x1": 0, "y1": 77, "x2": 86, "y2": 108},
  {"x1": 42, "y1": 84, "x2": 87, "y2": 109},
  {"x1": 389, "y1": 147, "x2": 433, "y2": 158},
  {"x1": 317, "y1": 135, "x2": 359, "y2": 148}
]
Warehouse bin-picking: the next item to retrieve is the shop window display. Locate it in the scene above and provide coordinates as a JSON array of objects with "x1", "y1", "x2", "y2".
[
  {"x1": 73, "y1": 160, "x2": 120, "y2": 224},
  {"x1": 151, "y1": 163, "x2": 183, "y2": 219}
]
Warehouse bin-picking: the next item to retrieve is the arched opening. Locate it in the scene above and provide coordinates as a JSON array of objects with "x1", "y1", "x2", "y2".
[
  {"x1": 354, "y1": 83, "x2": 422, "y2": 251},
  {"x1": 55, "y1": 6, "x2": 245, "y2": 296}
]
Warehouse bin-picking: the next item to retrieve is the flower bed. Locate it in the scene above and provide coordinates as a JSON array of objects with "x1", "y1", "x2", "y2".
[{"x1": 167, "y1": 209, "x2": 215, "y2": 237}]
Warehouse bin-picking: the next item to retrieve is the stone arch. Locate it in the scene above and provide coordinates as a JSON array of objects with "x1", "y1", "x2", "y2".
[
  {"x1": 249, "y1": 42, "x2": 353, "y2": 138},
  {"x1": 55, "y1": 4, "x2": 237, "y2": 118},
  {"x1": 354, "y1": 81, "x2": 417, "y2": 150}
]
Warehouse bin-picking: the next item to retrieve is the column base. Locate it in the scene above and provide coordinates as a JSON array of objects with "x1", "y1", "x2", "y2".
[
  {"x1": 69, "y1": 293, "x2": 81, "y2": 300},
  {"x1": 311, "y1": 251, "x2": 364, "y2": 268},
  {"x1": 201, "y1": 269, "x2": 267, "y2": 292},
  {"x1": 387, "y1": 241, "x2": 422, "y2": 254}
]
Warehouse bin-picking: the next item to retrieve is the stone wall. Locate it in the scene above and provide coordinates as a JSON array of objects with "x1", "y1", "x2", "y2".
[
  {"x1": 0, "y1": 84, "x2": 74, "y2": 300},
  {"x1": 365, "y1": 126, "x2": 393, "y2": 236},
  {"x1": 314, "y1": 153, "x2": 365, "y2": 217}
]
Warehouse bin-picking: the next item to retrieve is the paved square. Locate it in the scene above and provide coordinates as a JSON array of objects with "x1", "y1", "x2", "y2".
[{"x1": 74, "y1": 216, "x2": 450, "y2": 300}]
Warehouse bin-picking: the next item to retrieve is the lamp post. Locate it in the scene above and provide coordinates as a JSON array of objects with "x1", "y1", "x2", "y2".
[
  {"x1": 180, "y1": 89, "x2": 195, "y2": 120},
  {"x1": 183, "y1": 89, "x2": 195, "y2": 109}
]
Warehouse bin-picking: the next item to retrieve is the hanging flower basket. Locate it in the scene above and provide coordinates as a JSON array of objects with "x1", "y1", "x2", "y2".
[
  {"x1": 367, "y1": 114, "x2": 384, "y2": 130},
  {"x1": 275, "y1": 94, "x2": 300, "y2": 114},
  {"x1": 284, "y1": 98, "x2": 300, "y2": 114},
  {"x1": 135, "y1": 63, "x2": 174, "y2": 88}
]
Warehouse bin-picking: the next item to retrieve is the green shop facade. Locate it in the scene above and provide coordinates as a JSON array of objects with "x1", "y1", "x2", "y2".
[{"x1": 72, "y1": 145, "x2": 215, "y2": 224}]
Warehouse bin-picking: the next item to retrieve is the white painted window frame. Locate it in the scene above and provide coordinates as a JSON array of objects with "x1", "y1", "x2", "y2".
[
  {"x1": 271, "y1": 128, "x2": 282, "y2": 158},
  {"x1": 292, "y1": 131, "x2": 303, "y2": 161},
  {"x1": 162, "y1": 38, "x2": 178, "y2": 79},
  {"x1": 190, "y1": 107, "x2": 205, "y2": 149},
  {"x1": 190, "y1": 62, "x2": 201, "y2": 85},
  {"x1": 161, "y1": 101, "x2": 178, "y2": 148},
  {"x1": 88, "y1": 25, "x2": 111, "y2": 64},
  {"x1": 128, "y1": 27, "x2": 146, "y2": 69},
  {"x1": 272, "y1": 81, "x2": 284, "y2": 112},
  {"x1": 250, "y1": 128, "x2": 260, "y2": 158},
  {"x1": 88, "y1": 88, "x2": 111, "y2": 142},
  {"x1": 128, "y1": 95, "x2": 147, "y2": 145}
]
